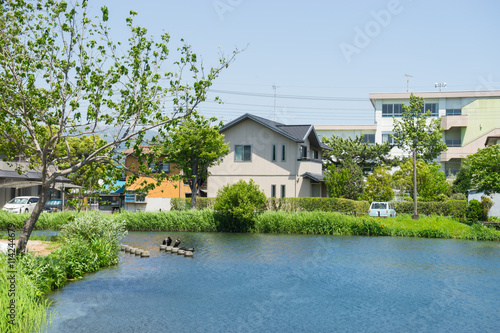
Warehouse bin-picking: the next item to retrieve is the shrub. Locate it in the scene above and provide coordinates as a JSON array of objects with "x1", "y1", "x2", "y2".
[
  {"x1": 170, "y1": 197, "x2": 216, "y2": 210},
  {"x1": 214, "y1": 179, "x2": 267, "y2": 231},
  {"x1": 467, "y1": 199, "x2": 483, "y2": 224}
]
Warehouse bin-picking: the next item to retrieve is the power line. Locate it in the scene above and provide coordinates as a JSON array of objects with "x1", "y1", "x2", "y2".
[{"x1": 207, "y1": 89, "x2": 366, "y2": 101}]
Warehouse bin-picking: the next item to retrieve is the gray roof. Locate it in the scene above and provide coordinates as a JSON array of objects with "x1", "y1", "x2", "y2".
[
  {"x1": 221, "y1": 113, "x2": 332, "y2": 150},
  {"x1": 301, "y1": 172, "x2": 324, "y2": 182}
]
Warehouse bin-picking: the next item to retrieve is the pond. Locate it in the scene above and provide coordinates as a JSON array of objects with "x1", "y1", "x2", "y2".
[{"x1": 44, "y1": 232, "x2": 500, "y2": 332}]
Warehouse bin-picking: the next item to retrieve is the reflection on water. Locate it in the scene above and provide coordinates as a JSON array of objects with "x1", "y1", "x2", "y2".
[{"x1": 45, "y1": 232, "x2": 500, "y2": 333}]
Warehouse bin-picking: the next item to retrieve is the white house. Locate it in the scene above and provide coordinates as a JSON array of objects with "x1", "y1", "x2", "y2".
[{"x1": 207, "y1": 113, "x2": 331, "y2": 198}]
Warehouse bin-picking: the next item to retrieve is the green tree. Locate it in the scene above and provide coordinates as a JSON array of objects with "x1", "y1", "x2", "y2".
[
  {"x1": 0, "y1": 0, "x2": 238, "y2": 252},
  {"x1": 392, "y1": 93, "x2": 447, "y2": 217},
  {"x1": 162, "y1": 115, "x2": 229, "y2": 209},
  {"x1": 214, "y1": 179, "x2": 267, "y2": 230},
  {"x1": 451, "y1": 165, "x2": 473, "y2": 195},
  {"x1": 324, "y1": 160, "x2": 364, "y2": 200},
  {"x1": 393, "y1": 159, "x2": 450, "y2": 202},
  {"x1": 321, "y1": 135, "x2": 393, "y2": 174},
  {"x1": 465, "y1": 145, "x2": 500, "y2": 194},
  {"x1": 362, "y1": 167, "x2": 394, "y2": 202}
]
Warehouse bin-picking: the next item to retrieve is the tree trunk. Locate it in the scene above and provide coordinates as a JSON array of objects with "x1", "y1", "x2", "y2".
[
  {"x1": 412, "y1": 147, "x2": 419, "y2": 220},
  {"x1": 190, "y1": 178, "x2": 198, "y2": 209},
  {"x1": 16, "y1": 188, "x2": 50, "y2": 253}
]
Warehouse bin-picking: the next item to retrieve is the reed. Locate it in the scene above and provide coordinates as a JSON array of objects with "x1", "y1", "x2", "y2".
[{"x1": 0, "y1": 255, "x2": 51, "y2": 333}]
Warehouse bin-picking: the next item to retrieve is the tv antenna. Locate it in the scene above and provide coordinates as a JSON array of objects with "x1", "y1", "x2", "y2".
[
  {"x1": 404, "y1": 74, "x2": 413, "y2": 92},
  {"x1": 435, "y1": 82, "x2": 447, "y2": 92}
]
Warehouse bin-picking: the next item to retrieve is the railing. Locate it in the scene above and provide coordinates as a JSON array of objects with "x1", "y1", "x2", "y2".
[{"x1": 445, "y1": 139, "x2": 461, "y2": 147}]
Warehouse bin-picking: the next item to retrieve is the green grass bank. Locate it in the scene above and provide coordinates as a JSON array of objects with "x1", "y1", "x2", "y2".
[{"x1": 0, "y1": 212, "x2": 127, "y2": 333}]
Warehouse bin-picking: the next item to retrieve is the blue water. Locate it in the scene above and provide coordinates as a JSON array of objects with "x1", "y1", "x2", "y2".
[{"x1": 45, "y1": 232, "x2": 500, "y2": 333}]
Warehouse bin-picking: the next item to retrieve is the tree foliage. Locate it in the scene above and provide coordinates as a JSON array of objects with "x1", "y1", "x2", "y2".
[
  {"x1": 451, "y1": 165, "x2": 473, "y2": 195},
  {"x1": 362, "y1": 167, "x2": 394, "y2": 202},
  {"x1": 214, "y1": 179, "x2": 267, "y2": 222},
  {"x1": 465, "y1": 145, "x2": 500, "y2": 194},
  {"x1": 322, "y1": 135, "x2": 393, "y2": 174},
  {"x1": 162, "y1": 115, "x2": 229, "y2": 209},
  {"x1": 0, "y1": 0, "x2": 238, "y2": 252},
  {"x1": 392, "y1": 93, "x2": 447, "y2": 162},
  {"x1": 393, "y1": 159, "x2": 450, "y2": 202},
  {"x1": 324, "y1": 161, "x2": 364, "y2": 200}
]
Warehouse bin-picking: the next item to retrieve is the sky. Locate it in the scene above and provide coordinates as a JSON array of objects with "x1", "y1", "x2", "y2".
[{"x1": 95, "y1": 0, "x2": 500, "y2": 125}]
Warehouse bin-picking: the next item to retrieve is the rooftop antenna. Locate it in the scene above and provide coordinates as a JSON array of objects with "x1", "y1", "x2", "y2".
[
  {"x1": 404, "y1": 74, "x2": 413, "y2": 92},
  {"x1": 435, "y1": 82, "x2": 447, "y2": 92}
]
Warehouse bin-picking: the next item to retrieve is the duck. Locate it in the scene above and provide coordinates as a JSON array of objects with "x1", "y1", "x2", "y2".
[
  {"x1": 173, "y1": 239, "x2": 181, "y2": 248},
  {"x1": 162, "y1": 237, "x2": 172, "y2": 246}
]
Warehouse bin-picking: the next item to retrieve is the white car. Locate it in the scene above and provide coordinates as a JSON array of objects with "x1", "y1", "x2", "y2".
[
  {"x1": 368, "y1": 201, "x2": 396, "y2": 218},
  {"x1": 2, "y1": 196, "x2": 39, "y2": 214}
]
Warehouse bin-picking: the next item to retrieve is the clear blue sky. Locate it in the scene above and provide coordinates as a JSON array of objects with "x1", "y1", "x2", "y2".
[{"x1": 97, "y1": 0, "x2": 500, "y2": 125}]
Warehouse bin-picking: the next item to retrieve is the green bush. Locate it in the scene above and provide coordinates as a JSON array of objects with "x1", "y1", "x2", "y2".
[
  {"x1": 266, "y1": 197, "x2": 370, "y2": 214},
  {"x1": 170, "y1": 197, "x2": 216, "y2": 210},
  {"x1": 214, "y1": 180, "x2": 267, "y2": 231},
  {"x1": 392, "y1": 200, "x2": 467, "y2": 219},
  {"x1": 467, "y1": 199, "x2": 483, "y2": 224}
]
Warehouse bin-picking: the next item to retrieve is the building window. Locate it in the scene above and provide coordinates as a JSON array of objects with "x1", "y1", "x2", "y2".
[
  {"x1": 446, "y1": 108, "x2": 462, "y2": 116},
  {"x1": 421, "y1": 103, "x2": 438, "y2": 117},
  {"x1": 150, "y1": 162, "x2": 170, "y2": 173},
  {"x1": 300, "y1": 146, "x2": 307, "y2": 159},
  {"x1": 280, "y1": 185, "x2": 286, "y2": 198},
  {"x1": 281, "y1": 144, "x2": 286, "y2": 161},
  {"x1": 362, "y1": 134, "x2": 375, "y2": 145},
  {"x1": 235, "y1": 145, "x2": 251, "y2": 161},
  {"x1": 272, "y1": 144, "x2": 276, "y2": 162},
  {"x1": 382, "y1": 133, "x2": 395, "y2": 144},
  {"x1": 382, "y1": 104, "x2": 402, "y2": 117},
  {"x1": 271, "y1": 185, "x2": 276, "y2": 198},
  {"x1": 445, "y1": 139, "x2": 461, "y2": 147},
  {"x1": 313, "y1": 150, "x2": 319, "y2": 160}
]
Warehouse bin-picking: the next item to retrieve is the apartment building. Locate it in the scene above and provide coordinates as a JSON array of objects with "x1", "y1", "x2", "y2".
[{"x1": 316, "y1": 90, "x2": 500, "y2": 176}]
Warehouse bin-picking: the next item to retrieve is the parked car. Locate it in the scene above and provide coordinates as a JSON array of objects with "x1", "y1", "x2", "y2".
[
  {"x1": 2, "y1": 196, "x2": 39, "y2": 214},
  {"x1": 368, "y1": 201, "x2": 396, "y2": 218},
  {"x1": 42, "y1": 199, "x2": 64, "y2": 213}
]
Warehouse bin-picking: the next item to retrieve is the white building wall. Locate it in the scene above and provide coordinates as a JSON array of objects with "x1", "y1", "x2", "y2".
[{"x1": 208, "y1": 118, "x2": 323, "y2": 198}]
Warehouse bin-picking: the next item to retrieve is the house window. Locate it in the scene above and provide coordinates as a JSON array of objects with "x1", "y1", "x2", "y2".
[
  {"x1": 235, "y1": 145, "x2": 251, "y2": 161},
  {"x1": 271, "y1": 185, "x2": 276, "y2": 198},
  {"x1": 300, "y1": 146, "x2": 307, "y2": 159},
  {"x1": 446, "y1": 108, "x2": 462, "y2": 116},
  {"x1": 362, "y1": 134, "x2": 375, "y2": 145},
  {"x1": 281, "y1": 144, "x2": 286, "y2": 161},
  {"x1": 313, "y1": 150, "x2": 319, "y2": 160},
  {"x1": 280, "y1": 185, "x2": 286, "y2": 198},
  {"x1": 150, "y1": 163, "x2": 170, "y2": 173},
  {"x1": 272, "y1": 144, "x2": 277, "y2": 162}
]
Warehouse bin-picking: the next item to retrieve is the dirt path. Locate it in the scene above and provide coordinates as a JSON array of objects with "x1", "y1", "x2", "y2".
[{"x1": 0, "y1": 239, "x2": 60, "y2": 256}]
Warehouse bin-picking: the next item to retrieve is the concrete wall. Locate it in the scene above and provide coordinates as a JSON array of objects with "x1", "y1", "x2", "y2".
[{"x1": 468, "y1": 191, "x2": 500, "y2": 218}]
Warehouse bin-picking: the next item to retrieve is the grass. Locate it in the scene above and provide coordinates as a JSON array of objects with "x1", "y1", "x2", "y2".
[
  {"x1": 0, "y1": 211, "x2": 127, "y2": 332},
  {"x1": 0, "y1": 255, "x2": 52, "y2": 333}
]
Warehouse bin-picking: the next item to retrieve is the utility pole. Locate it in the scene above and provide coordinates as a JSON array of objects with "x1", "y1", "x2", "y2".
[{"x1": 272, "y1": 84, "x2": 278, "y2": 120}]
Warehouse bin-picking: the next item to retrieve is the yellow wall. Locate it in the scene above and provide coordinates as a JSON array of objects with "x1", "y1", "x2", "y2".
[{"x1": 125, "y1": 155, "x2": 191, "y2": 198}]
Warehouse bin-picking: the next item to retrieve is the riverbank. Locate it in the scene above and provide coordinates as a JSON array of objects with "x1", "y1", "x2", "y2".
[
  {"x1": 2, "y1": 210, "x2": 499, "y2": 242},
  {"x1": 0, "y1": 212, "x2": 127, "y2": 333},
  {"x1": 0, "y1": 239, "x2": 60, "y2": 256}
]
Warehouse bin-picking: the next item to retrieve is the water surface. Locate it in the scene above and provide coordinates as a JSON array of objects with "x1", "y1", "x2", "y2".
[{"x1": 45, "y1": 232, "x2": 500, "y2": 332}]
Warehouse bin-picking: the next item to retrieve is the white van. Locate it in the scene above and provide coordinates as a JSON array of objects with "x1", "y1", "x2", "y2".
[
  {"x1": 2, "y1": 196, "x2": 39, "y2": 214},
  {"x1": 368, "y1": 201, "x2": 396, "y2": 218}
]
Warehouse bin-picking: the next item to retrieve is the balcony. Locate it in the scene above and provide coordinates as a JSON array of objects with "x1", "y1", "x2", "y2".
[
  {"x1": 441, "y1": 115, "x2": 468, "y2": 130},
  {"x1": 445, "y1": 139, "x2": 461, "y2": 147}
]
